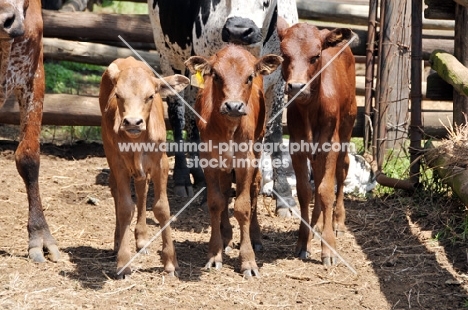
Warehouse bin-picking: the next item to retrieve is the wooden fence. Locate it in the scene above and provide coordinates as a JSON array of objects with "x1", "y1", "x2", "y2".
[{"x1": 0, "y1": 0, "x2": 457, "y2": 138}]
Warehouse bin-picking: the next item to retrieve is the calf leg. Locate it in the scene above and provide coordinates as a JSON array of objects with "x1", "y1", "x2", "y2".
[
  {"x1": 134, "y1": 178, "x2": 149, "y2": 253},
  {"x1": 167, "y1": 95, "x2": 193, "y2": 197},
  {"x1": 334, "y1": 151, "x2": 350, "y2": 236},
  {"x1": 205, "y1": 169, "x2": 226, "y2": 270},
  {"x1": 250, "y1": 168, "x2": 262, "y2": 252},
  {"x1": 16, "y1": 88, "x2": 59, "y2": 263},
  {"x1": 313, "y1": 151, "x2": 339, "y2": 266},
  {"x1": 219, "y1": 172, "x2": 233, "y2": 252},
  {"x1": 291, "y1": 152, "x2": 312, "y2": 259},
  {"x1": 152, "y1": 153, "x2": 178, "y2": 275},
  {"x1": 233, "y1": 167, "x2": 258, "y2": 277}
]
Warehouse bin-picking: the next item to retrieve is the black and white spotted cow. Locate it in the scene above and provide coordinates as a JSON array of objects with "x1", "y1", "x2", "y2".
[{"x1": 148, "y1": 0, "x2": 298, "y2": 215}]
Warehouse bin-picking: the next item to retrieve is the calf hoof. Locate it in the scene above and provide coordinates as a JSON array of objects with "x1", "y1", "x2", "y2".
[
  {"x1": 29, "y1": 244, "x2": 60, "y2": 263},
  {"x1": 137, "y1": 247, "x2": 149, "y2": 255},
  {"x1": 205, "y1": 260, "x2": 223, "y2": 270},
  {"x1": 252, "y1": 242, "x2": 263, "y2": 252},
  {"x1": 275, "y1": 206, "x2": 300, "y2": 218},
  {"x1": 243, "y1": 268, "x2": 260, "y2": 278},
  {"x1": 322, "y1": 256, "x2": 338, "y2": 266},
  {"x1": 116, "y1": 266, "x2": 132, "y2": 279},
  {"x1": 29, "y1": 248, "x2": 46, "y2": 263},
  {"x1": 166, "y1": 270, "x2": 179, "y2": 277},
  {"x1": 335, "y1": 230, "x2": 345, "y2": 238},
  {"x1": 297, "y1": 250, "x2": 310, "y2": 260},
  {"x1": 224, "y1": 245, "x2": 233, "y2": 254},
  {"x1": 174, "y1": 185, "x2": 194, "y2": 198}
]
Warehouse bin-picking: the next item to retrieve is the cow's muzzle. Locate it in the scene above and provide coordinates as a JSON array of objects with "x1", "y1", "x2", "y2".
[
  {"x1": 121, "y1": 117, "x2": 145, "y2": 137},
  {"x1": 0, "y1": 8, "x2": 25, "y2": 39},
  {"x1": 286, "y1": 82, "x2": 308, "y2": 98},
  {"x1": 222, "y1": 17, "x2": 262, "y2": 45},
  {"x1": 221, "y1": 101, "x2": 247, "y2": 117}
]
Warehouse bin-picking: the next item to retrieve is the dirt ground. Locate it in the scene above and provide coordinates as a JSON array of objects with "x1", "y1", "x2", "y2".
[{"x1": 1, "y1": 137, "x2": 468, "y2": 309}]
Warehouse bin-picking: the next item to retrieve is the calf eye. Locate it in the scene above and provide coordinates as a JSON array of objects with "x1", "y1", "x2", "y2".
[
  {"x1": 263, "y1": 0, "x2": 270, "y2": 10},
  {"x1": 310, "y1": 55, "x2": 320, "y2": 64},
  {"x1": 115, "y1": 93, "x2": 120, "y2": 100},
  {"x1": 246, "y1": 74, "x2": 254, "y2": 84},
  {"x1": 212, "y1": 72, "x2": 221, "y2": 82},
  {"x1": 147, "y1": 94, "x2": 154, "y2": 102}
]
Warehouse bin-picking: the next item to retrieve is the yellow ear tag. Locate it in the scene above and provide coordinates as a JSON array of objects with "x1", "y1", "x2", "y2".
[{"x1": 190, "y1": 70, "x2": 205, "y2": 89}]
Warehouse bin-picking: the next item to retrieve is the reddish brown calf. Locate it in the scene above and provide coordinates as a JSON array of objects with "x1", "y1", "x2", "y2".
[
  {"x1": 0, "y1": 0, "x2": 60, "y2": 262},
  {"x1": 185, "y1": 45, "x2": 283, "y2": 277},
  {"x1": 99, "y1": 56, "x2": 189, "y2": 278},
  {"x1": 278, "y1": 21, "x2": 357, "y2": 265}
]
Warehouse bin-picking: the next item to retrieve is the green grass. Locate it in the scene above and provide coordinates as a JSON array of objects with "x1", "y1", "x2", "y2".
[
  {"x1": 44, "y1": 61, "x2": 104, "y2": 94},
  {"x1": 93, "y1": 0, "x2": 148, "y2": 14}
]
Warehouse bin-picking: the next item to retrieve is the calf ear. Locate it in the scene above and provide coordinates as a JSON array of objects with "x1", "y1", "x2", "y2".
[
  {"x1": 255, "y1": 54, "x2": 283, "y2": 76},
  {"x1": 158, "y1": 75, "x2": 190, "y2": 98},
  {"x1": 322, "y1": 28, "x2": 356, "y2": 49},
  {"x1": 185, "y1": 56, "x2": 211, "y2": 75},
  {"x1": 276, "y1": 16, "x2": 289, "y2": 41},
  {"x1": 107, "y1": 62, "x2": 121, "y2": 85}
]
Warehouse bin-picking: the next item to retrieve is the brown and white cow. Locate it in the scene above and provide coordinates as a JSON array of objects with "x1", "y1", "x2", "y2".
[
  {"x1": 278, "y1": 21, "x2": 357, "y2": 265},
  {"x1": 0, "y1": 0, "x2": 60, "y2": 262},
  {"x1": 185, "y1": 45, "x2": 283, "y2": 277},
  {"x1": 99, "y1": 56, "x2": 189, "y2": 278}
]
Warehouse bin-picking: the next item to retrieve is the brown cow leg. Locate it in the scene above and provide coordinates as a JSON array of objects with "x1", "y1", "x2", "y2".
[
  {"x1": 205, "y1": 169, "x2": 224, "y2": 270},
  {"x1": 249, "y1": 168, "x2": 262, "y2": 252},
  {"x1": 334, "y1": 150, "x2": 350, "y2": 237},
  {"x1": 134, "y1": 178, "x2": 149, "y2": 254},
  {"x1": 315, "y1": 151, "x2": 339, "y2": 266},
  {"x1": 291, "y1": 152, "x2": 312, "y2": 259},
  {"x1": 219, "y1": 172, "x2": 233, "y2": 253},
  {"x1": 115, "y1": 174, "x2": 134, "y2": 279},
  {"x1": 109, "y1": 171, "x2": 120, "y2": 252},
  {"x1": 16, "y1": 93, "x2": 59, "y2": 263},
  {"x1": 233, "y1": 168, "x2": 258, "y2": 277},
  {"x1": 152, "y1": 153, "x2": 178, "y2": 276}
]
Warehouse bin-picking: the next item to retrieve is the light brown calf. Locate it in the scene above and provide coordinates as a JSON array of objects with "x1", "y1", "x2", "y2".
[
  {"x1": 278, "y1": 21, "x2": 357, "y2": 265},
  {"x1": 185, "y1": 45, "x2": 283, "y2": 277},
  {"x1": 0, "y1": 0, "x2": 60, "y2": 262},
  {"x1": 99, "y1": 56, "x2": 189, "y2": 278}
]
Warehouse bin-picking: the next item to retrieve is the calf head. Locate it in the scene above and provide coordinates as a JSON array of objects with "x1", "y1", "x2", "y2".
[
  {"x1": 222, "y1": 0, "x2": 277, "y2": 46},
  {"x1": 106, "y1": 62, "x2": 189, "y2": 138},
  {"x1": 185, "y1": 45, "x2": 282, "y2": 118},
  {"x1": 0, "y1": 0, "x2": 28, "y2": 39},
  {"x1": 278, "y1": 21, "x2": 354, "y2": 101}
]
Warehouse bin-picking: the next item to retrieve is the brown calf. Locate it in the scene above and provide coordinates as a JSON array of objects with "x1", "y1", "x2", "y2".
[
  {"x1": 185, "y1": 45, "x2": 282, "y2": 277},
  {"x1": 99, "y1": 56, "x2": 189, "y2": 278},
  {"x1": 0, "y1": 0, "x2": 60, "y2": 262},
  {"x1": 278, "y1": 21, "x2": 357, "y2": 265}
]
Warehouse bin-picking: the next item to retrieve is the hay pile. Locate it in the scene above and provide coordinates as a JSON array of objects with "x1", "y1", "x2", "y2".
[{"x1": 425, "y1": 121, "x2": 468, "y2": 206}]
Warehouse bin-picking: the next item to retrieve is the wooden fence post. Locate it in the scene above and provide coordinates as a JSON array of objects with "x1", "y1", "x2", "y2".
[
  {"x1": 453, "y1": 3, "x2": 468, "y2": 126},
  {"x1": 375, "y1": 0, "x2": 412, "y2": 167}
]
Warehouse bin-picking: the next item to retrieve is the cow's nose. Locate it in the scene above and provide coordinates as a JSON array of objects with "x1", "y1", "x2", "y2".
[
  {"x1": 223, "y1": 101, "x2": 247, "y2": 117},
  {"x1": 122, "y1": 117, "x2": 144, "y2": 127},
  {"x1": 222, "y1": 17, "x2": 262, "y2": 45},
  {"x1": 287, "y1": 83, "x2": 306, "y2": 96},
  {"x1": 0, "y1": 10, "x2": 24, "y2": 38}
]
